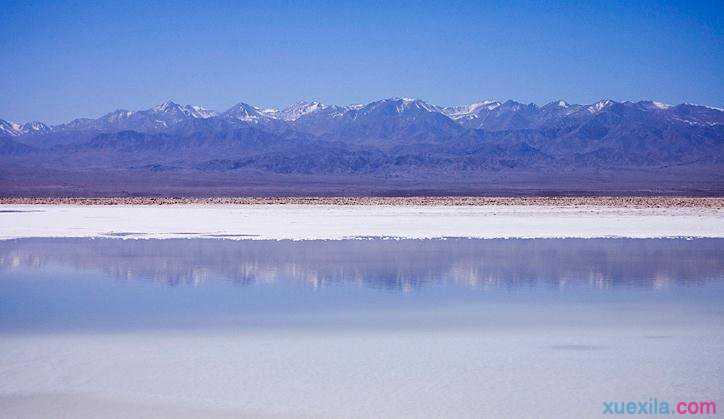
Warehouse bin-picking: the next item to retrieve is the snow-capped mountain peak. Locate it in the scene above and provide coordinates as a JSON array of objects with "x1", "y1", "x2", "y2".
[
  {"x1": 0, "y1": 119, "x2": 22, "y2": 137},
  {"x1": 471, "y1": 100, "x2": 502, "y2": 112},
  {"x1": 442, "y1": 100, "x2": 501, "y2": 119},
  {"x1": 364, "y1": 98, "x2": 438, "y2": 114},
  {"x1": 396, "y1": 98, "x2": 438, "y2": 113},
  {"x1": 21, "y1": 121, "x2": 51, "y2": 134},
  {"x1": 150, "y1": 101, "x2": 216, "y2": 119},
  {"x1": 280, "y1": 101, "x2": 328, "y2": 121},
  {"x1": 588, "y1": 99, "x2": 615, "y2": 113},
  {"x1": 0, "y1": 120, "x2": 48, "y2": 136},
  {"x1": 222, "y1": 102, "x2": 269, "y2": 122},
  {"x1": 651, "y1": 101, "x2": 670, "y2": 110},
  {"x1": 152, "y1": 100, "x2": 182, "y2": 113},
  {"x1": 637, "y1": 100, "x2": 671, "y2": 111},
  {"x1": 3, "y1": 97, "x2": 721, "y2": 142},
  {"x1": 355, "y1": 98, "x2": 442, "y2": 118},
  {"x1": 542, "y1": 100, "x2": 571, "y2": 109}
]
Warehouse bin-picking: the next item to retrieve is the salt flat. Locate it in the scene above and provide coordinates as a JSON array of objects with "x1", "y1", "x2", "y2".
[
  {"x1": 2, "y1": 317, "x2": 722, "y2": 418},
  {"x1": 0, "y1": 204, "x2": 722, "y2": 240}
]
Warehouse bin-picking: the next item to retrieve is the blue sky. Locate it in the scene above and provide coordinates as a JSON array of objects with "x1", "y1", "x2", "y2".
[{"x1": 1, "y1": 0, "x2": 722, "y2": 124}]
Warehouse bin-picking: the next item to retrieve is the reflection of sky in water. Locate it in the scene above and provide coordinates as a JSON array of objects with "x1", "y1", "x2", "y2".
[{"x1": 0, "y1": 238, "x2": 722, "y2": 333}]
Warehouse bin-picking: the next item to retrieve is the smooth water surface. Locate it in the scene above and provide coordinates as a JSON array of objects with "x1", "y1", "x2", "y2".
[{"x1": 0, "y1": 238, "x2": 722, "y2": 418}]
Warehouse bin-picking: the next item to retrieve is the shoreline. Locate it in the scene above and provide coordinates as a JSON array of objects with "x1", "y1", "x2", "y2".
[
  {"x1": 1, "y1": 196, "x2": 722, "y2": 208},
  {"x1": 1, "y1": 203, "x2": 722, "y2": 240}
]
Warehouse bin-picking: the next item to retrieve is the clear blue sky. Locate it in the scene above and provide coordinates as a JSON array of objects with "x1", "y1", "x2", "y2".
[{"x1": 1, "y1": 0, "x2": 722, "y2": 124}]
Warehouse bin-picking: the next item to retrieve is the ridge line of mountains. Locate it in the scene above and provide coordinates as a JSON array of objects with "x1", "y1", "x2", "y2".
[
  {"x1": 1, "y1": 97, "x2": 722, "y2": 196},
  {"x1": 3, "y1": 97, "x2": 723, "y2": 135}
]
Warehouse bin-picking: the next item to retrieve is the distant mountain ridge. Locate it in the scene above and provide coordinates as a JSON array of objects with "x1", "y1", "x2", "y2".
[
  {"x1": 3, "y1": 97, "x2": 721, "y2": 137},
  {"x1": 1, "y1": 97, "x2": 722, "y2": 196}
]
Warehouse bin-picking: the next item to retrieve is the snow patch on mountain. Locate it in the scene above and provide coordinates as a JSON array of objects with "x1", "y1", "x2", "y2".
[
  {"x1": 260, "y1": 108, "x2": 280, "y2": 118},
  {"x1": 222, "y1": 103, "x2": 271, "y2": 123},
  {"x1": 280, "y1": 101, "x2": 328, "y2": 121},
  {"x1": 151, "y1": 101, "x2": 217, "y2": 119},
  {"x1": 587, "y1": 99, "x2": 614, "y2": 114},
  {"x1": 443, "y1": 101, "x2": 501, "y2": 119},
  {"x1": 0, "y1": 119, "x2": 22, "y2": 137},
  {"x1": 187, "y1": 105, "x2": 217, "y2": 119},
  {"x1": 2, "y1": 97, "x2": 722, "y2": 139},
  {"x1": 21, "y1": 121, "x2": 51, "y2": 134},
  {"x1": 651, "y1": 101, "x2": 670, "y2": 110},
  {"x1": 396, "y1": 98, "x2": 439, "y2": 113}
]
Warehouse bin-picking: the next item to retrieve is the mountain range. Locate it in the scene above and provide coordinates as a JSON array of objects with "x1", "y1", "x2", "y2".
[{"x1": 1, "y1": 98, "x2": 722, "y2": 196}]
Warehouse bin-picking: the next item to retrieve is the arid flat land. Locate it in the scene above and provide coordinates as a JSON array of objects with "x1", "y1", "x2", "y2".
[{"x1": 1, "y1": 196, "x2": 722, "y2": 208}]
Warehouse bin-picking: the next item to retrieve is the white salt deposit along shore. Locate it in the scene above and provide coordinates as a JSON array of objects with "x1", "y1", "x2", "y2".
[{"x1": 1, "y1": 204, "x2": 723, "y2": 240}]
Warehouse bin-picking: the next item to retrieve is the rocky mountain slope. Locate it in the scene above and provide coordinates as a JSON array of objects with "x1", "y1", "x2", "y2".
[{"x1": 1, "y1": 97, "x2": 722, "y2": 195}]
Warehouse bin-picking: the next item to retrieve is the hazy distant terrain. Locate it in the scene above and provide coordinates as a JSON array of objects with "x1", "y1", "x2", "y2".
[{"x1": 1, "y1": 98, "x2": 722, "y2": 196}]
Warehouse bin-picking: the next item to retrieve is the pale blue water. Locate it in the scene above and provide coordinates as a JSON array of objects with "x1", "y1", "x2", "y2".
[
  {"x1": 1, "y1": 238, "x2": 722, "y2": 333},
  {"x1": 1, "y1": 238, "x2": 722, "y2": 418}
]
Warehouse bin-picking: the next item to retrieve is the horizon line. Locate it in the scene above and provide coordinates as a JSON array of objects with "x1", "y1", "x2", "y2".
[{"x1": 3, "y1": 97, "x2": 723, "y2": 126}]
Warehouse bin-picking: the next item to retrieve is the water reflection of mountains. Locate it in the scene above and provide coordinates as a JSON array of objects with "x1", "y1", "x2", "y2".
[{"x1": 0, "y1": 238, "x2": 721, "y2": 291}]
